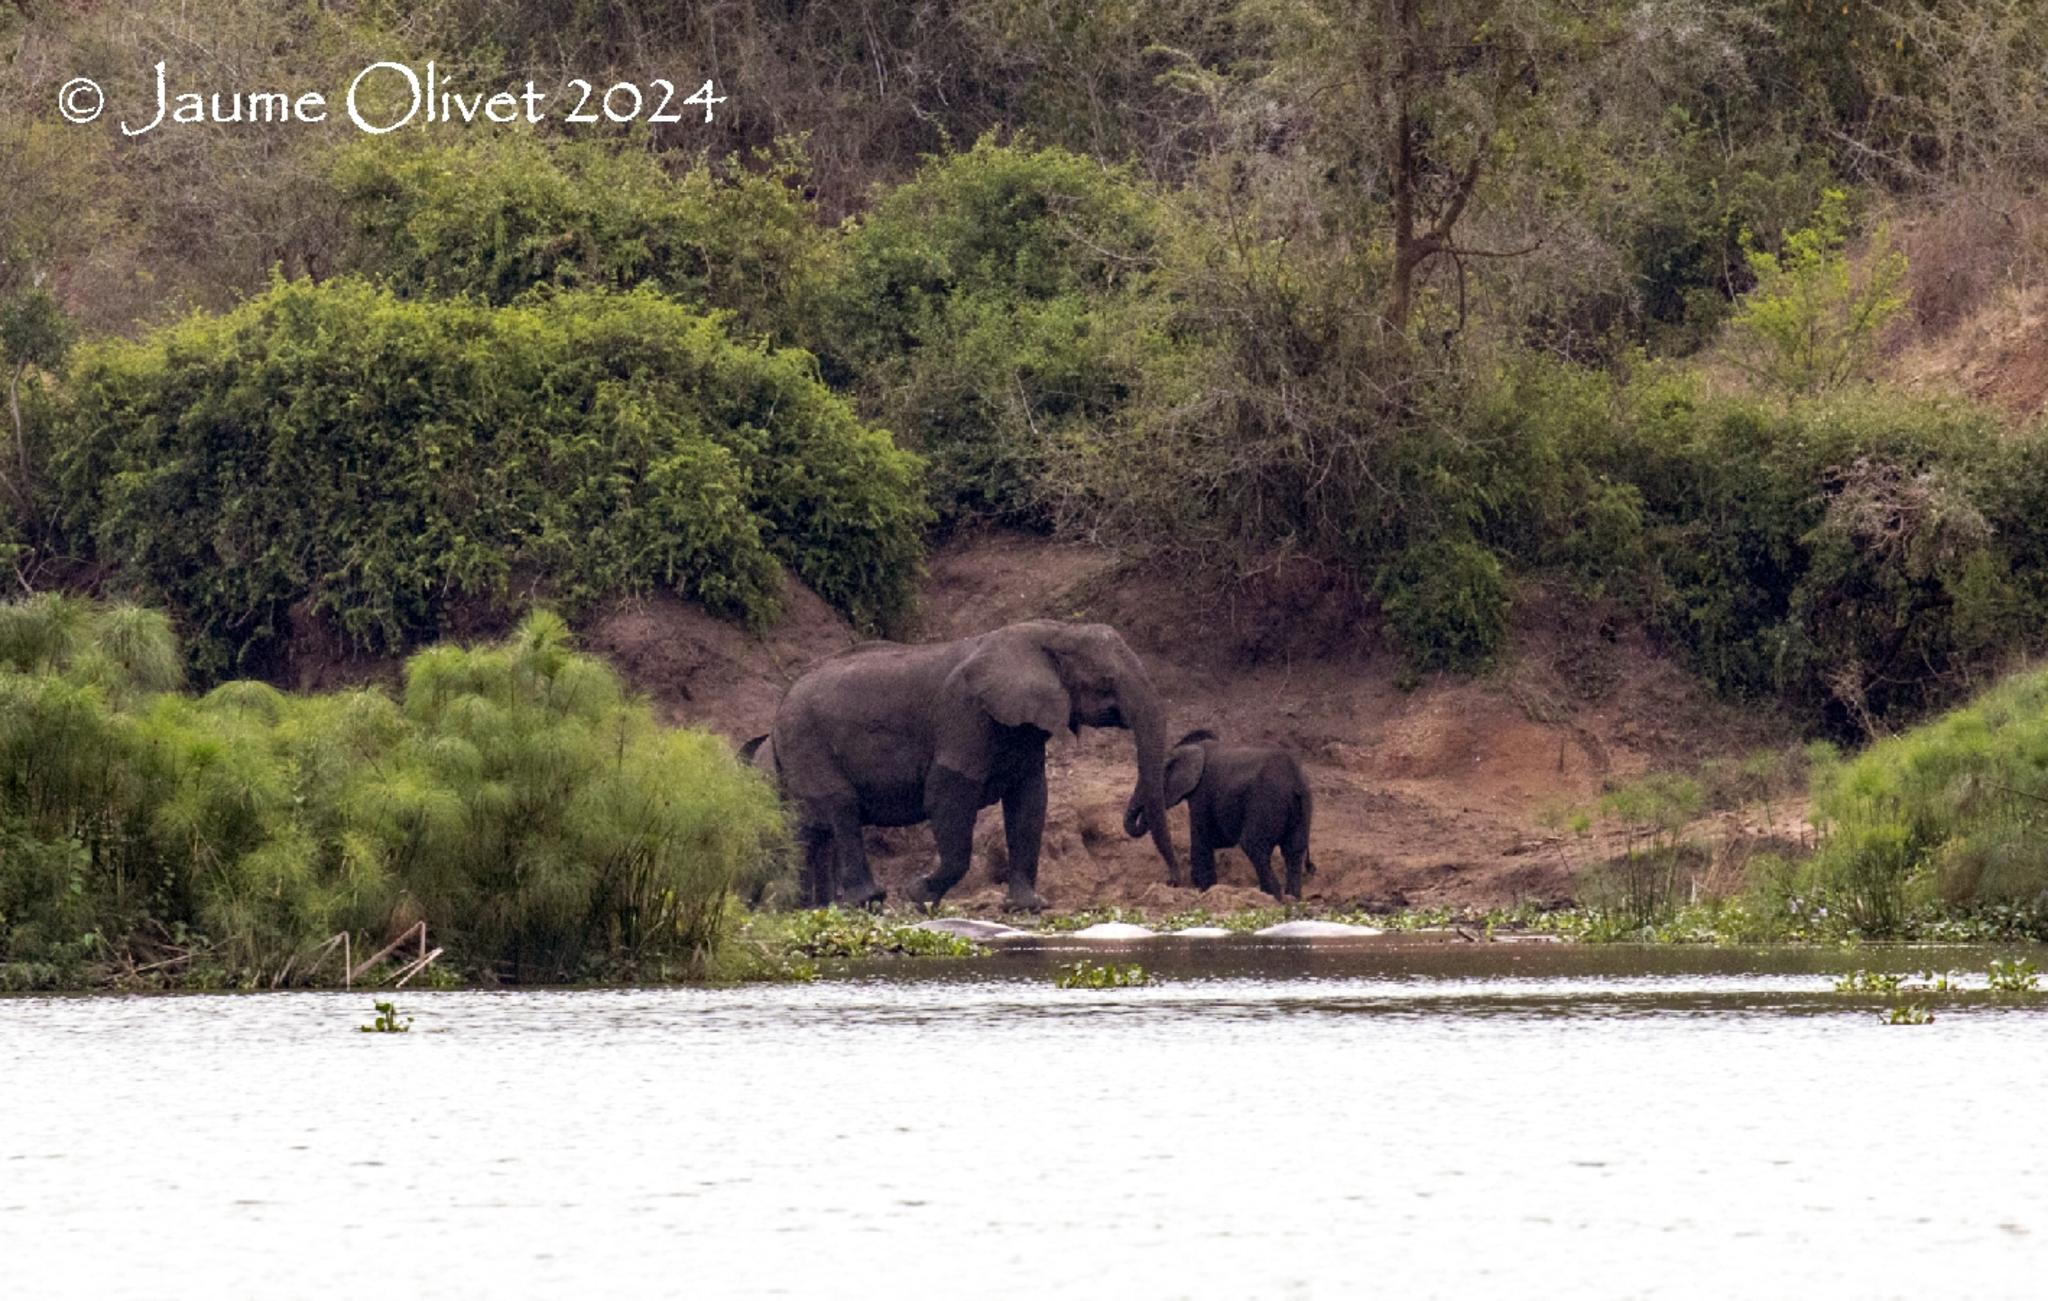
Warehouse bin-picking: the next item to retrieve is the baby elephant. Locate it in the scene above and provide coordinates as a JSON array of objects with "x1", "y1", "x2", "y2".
[{"x1": 1124, "y1": 729, "x2": 1315, "y2": 900}]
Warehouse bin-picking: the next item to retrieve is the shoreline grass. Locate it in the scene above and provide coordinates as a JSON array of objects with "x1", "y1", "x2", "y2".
[{"x1": 13, "y1": 899, "x2": 2048, "y2": 995}]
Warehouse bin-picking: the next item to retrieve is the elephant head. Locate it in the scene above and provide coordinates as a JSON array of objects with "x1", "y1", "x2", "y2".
[
  {"x1": 1125, "y1": 728, "x2": 1214, "y2": 839},
  {"x1": 953, "y1": 621, "x2": 1183, "y2": 886},
  {"x1": 1127, "y1": 729, "x2": 1215, "y2": 828}
]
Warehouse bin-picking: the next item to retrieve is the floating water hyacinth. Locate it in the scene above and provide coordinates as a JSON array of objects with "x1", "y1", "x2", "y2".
[
  {"x1": 1055, "y1": 961, "x2": 1150, "y2": 989},
  {"x1": 359, "y1": 1000, "x2": 412, "y2": 1033},
  {"x1": 1987, "y1": 958, "x2": 2041, "y2": 993}
]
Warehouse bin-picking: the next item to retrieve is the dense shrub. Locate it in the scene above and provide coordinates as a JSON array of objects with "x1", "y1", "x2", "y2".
[
  {"x1": 52, "y1": 277, "x2": 928, "y2": 678},
  {"x1": 331, "y1": 135, "x2": 827, "y2": 344},
  {"x1": 1376, "y1": 538, "x2": 1512, "y2": 674},
  {"x1": 1576, "y1": 380, "x2": 2036, "y2": 732},
  {"x1": 0, "y1": 597, "x2": 785, "y2": 983},
  {"x1": 817, "y1": 136, "x2": 1161, "y2": 524},
  {"x1": 1039, "y1": 192, "x2": 1607, "y2": 675}
]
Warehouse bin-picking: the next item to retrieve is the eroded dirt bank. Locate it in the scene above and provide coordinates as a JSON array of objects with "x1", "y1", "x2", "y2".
[{"x1": 581, "y1": 531, "x2": 1793, "y2": 914}]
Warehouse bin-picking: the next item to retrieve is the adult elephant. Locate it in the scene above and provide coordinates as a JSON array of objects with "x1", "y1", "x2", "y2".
[{"x1": 769, "y1": 620, "x2": 1182, "y2": 910}]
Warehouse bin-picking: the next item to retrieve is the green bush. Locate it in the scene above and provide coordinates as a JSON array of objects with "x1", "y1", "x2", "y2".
[
  {"x1": 53, "y1": 277, "x2": 928, "y2": 678},
  {"x1": 1564, "y1": 376, "x2": 2038, "y2": 731},
  {"x1": 0, "y1": 597, "x2": 786, "y2": 983},
  {"x1": 1376, "y1": 537, "x2": 1512, "y2": 674},
  {"x1": 1725, "y1": 189, "x2": 1907, "y2": 397},
  {"x1": 817, "y1": 135, "x2": 1161, "y2": 524},
  {"x1": 1611, "y1": 127, "x2": 1833, "y2": 359},
  {"x1": 331, "y1": 134, "x2": 827, "y2": 344}
]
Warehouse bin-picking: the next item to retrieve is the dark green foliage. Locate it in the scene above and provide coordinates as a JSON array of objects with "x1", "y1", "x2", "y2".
[
  {"x1": 0, "y1": 598, "x2": 786, "y2": 983},
  {"x1": 1376, "y1": 537, "x2": 1512, "y2": 674},
  {"x1": 1, "y1": 285, "x2": 73, "y2": 375},
  {"x1": 52, "y1": 278, "x2": 928, "y2": 678},
  {"x1": 816, "y1": 136, "x2": 1161, "y2": 525},
  {"x1": 1575, "y1": 381, "x2": 2033, "y2": 731},
  {"x1": 1593, "y1": 98, "x2": 1837, "y2": 359},
  {"x1": 331, "y1": 135, "x2": 827, "y2": 344},
  {"x1": 2, "y1": 285, "x2": 76, "y2": 563}
]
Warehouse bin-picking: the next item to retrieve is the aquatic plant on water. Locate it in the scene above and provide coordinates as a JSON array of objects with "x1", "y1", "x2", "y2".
[
  {"x1": 1055, "y1": 960, "x2": 1150, "y2": 989},
  {"x1": 359, "y1": 1001, "x2": 412, "y2": 1033},
  {"x1": 1986, "y1": 958, "x2": 2041, "y2": 993},
  {"x1": 1882, "y1": 1005, "x2": 1934, "y2": 1025},
  {"x1": 1834, "y1": 970, "x2": 1905, "y2": 994},
  {"x1": 762, "y1": 907, "x2": 983, "y2": 960}
]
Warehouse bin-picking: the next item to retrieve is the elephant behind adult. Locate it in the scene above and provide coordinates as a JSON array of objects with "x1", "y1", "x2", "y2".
[
  {"x1": 1124, "y1": 729, "x2": 1315, "y2": 900},
  {"x1": 769, "y1": 620, "x2": 1181, "y2": 909}
]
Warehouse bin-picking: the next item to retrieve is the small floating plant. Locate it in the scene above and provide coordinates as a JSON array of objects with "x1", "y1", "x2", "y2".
[
  {"x1": 1832, "y1": 961, "x2": 2046, "y2": 1023},
  {"x1": 1987, "y1": 958, "x2": 2040, "y2": 993},
  {"x1": 359, "y1": 1000, "x2": 413, "y2": 1033},
  {"x1": 1833, "y1": 970, "x2": 1905, "y2": 994},
  {"x1": 1055, "y1": 960, "x2": 1151, "y2": 989}
]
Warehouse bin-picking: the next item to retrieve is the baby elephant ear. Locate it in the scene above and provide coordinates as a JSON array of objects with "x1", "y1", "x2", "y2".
[
  {"x1": 953, "y1": 638, "x2": 1069, "y2": 735},
  {"x1": 1164, "y1": 744, "x2": 1206, "y2": 807}
]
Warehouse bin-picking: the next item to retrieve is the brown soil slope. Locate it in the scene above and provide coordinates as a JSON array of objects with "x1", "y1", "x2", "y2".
[
  {"x1": 1895, "y1": 283, "x2": 2048, "y2": 420},
  {"x1": 589, "y1": 532, "x2": 1785, "y2": 914}
]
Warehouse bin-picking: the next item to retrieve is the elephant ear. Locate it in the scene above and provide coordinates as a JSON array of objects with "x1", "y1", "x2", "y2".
[
  {"x1": 952, "y1": 637, "x2": 1070, "y2": 735},
  {"x1": 1164, "y1": 744, "x2": 1206, "y2": 807}
]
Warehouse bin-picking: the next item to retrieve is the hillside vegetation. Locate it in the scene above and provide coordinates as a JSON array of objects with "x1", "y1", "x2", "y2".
[
  {"x1": 9, "y1": 1, "x2": 2048, "y2": 966},
  {"x1": 8, "y1": 1, "x2": 2048, "y2": 731}
]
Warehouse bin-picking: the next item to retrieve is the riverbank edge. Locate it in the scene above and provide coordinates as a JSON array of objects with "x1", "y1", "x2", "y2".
[{"x1": 7, "y1": 901, "x2": 2048, "y2": 994}]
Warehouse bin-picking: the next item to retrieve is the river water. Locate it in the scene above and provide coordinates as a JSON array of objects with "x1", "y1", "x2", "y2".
[{"x1": 4, "y1": 939, "x2": 2046, "y2": 1298}]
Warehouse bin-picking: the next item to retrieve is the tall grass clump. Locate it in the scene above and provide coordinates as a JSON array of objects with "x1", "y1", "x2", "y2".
[
  {"x1": 51, "y1": 277, "x2": 928, "y2": 680},
  {"x1": 1800, "y1": 667, "x2": 2048, "y2": 934},
  {"x1": 0, "y1": 598, "x2": 784, "y2": 984},
  {"x1": 1588, "y1": 773, "x2": 1706, "y2": 927},
  {"x1": 390, "y1": 610, "x2": 782, "y2": 978}
]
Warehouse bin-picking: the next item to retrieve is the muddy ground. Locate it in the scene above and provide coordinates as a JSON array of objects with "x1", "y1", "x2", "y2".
[{"x1": 583, "y1": 531, "x2": 1799, "y2": 915}]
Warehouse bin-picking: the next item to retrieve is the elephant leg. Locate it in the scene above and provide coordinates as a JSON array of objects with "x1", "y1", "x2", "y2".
[
  {"x1": 1244, "y1": 841, "x2": 1284, "y2": 900},
  {"x1": 909, "y1": 767, "x2": 981, "y2": 908},
  {"x1": 1000, "y1": 766, "x2": 1048, "y2": 912},
  {"x1": 1241, "y1": 797, "x2": 1290, "y2": 899},
  {"x1": 1283, "y1": 822, "x2": 1310, "y2": 900},
  {"x1": 824, "y1": 800, "x2": 882, "y2": 909},
  {"x1": 1190, "y1": 834, "x2": 1218, "y2": 892},
  {"x1": 800, "y1": 825, "x2": 834, "y2": 909}
]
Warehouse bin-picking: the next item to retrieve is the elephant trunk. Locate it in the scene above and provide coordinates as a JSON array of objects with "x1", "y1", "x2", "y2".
[{"x1": 1119, "y1": 670, "x2": 1182, "y2": 886}]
